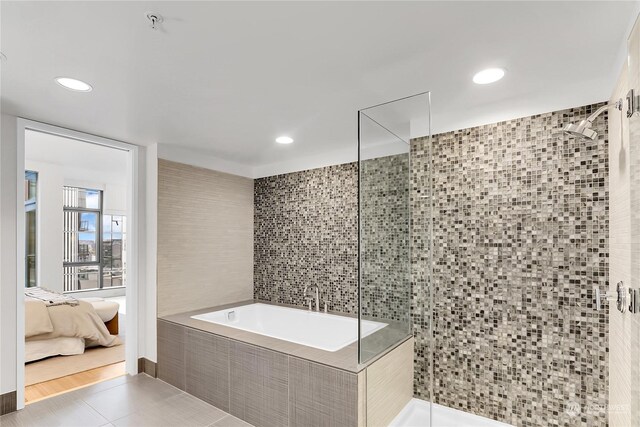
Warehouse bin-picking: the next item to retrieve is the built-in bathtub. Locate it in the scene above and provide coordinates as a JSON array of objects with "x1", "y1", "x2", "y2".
[
  {"x1": 391, "y1": 399, "x2": 515, "y2": 427},
  {"x1": 158, "y1": 300, "x2": 413, "y2": 427},
  {"x1": 191, "y1": 302, "x2": 387, "y2": 352}
]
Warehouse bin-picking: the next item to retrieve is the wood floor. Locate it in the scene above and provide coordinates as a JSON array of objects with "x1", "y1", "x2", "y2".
[{"x1": 24, "y1": 361, "x2": 126, "y2": 404}]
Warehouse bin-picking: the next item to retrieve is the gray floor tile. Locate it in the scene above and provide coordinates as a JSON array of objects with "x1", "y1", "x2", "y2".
[
  {"x1": 82, "y1": 374, "x2": 182, "y2": 421},
  {"x1": 66, "y1": 374, "x2": 132, "y2": 399},
  {"x1": 0, "y1": 375, "x2": 234, "y2": 427},
  {"x1": 210, "y1": 415, "x2": 254, "y2": 427},
  {"x1": 0, "y1": 395, "x2": 108, "y2": 427},
  {"x1": 112, "y1": 393, "x2": 227, "y2": 427}
]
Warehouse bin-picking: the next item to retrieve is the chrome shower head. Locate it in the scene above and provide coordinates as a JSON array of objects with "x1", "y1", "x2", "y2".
[
  {"x1": 562, "y1": 99, "x2": 623, "y2": 140},
  {"x1": 562, "y1": 120, "x2": 597, "y2": 141}
]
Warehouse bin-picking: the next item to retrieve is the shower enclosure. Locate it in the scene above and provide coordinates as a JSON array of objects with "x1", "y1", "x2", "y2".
[
  {"x1": 356, "y1": 85, "x2": 640, "y2": 426},
  {"x1": 357, "y1": 92, "x2": 431, "y2": 368}
]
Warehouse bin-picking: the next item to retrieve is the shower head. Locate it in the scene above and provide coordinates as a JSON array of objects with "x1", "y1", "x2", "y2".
[
  {"x1": 562, "y1": 120, "x2": 597, "y2": 140},
  {"x1": 562, "y1": 99, "x2": 623, "y2": 140}
]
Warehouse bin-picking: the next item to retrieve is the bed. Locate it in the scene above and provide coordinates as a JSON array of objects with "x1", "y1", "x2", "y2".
[{"x1": 25, "y1": 288, "x2": 121, "y2": 363}]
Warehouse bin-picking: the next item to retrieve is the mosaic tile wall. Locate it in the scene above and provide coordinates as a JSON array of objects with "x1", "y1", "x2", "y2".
[
  {"x1": 411, "y1": 103, "x2": 610, "y2": 427},
  {"x1": 253, "y1": 163, "x2": 359, "y2": 314},
  {"x1": 360, "y1": 154, "x2": 411, "y2": 323},
  {"x1": 254, "y1": 155, "x2": 412, "y2": 322},
  {"x1": 254, "y1": 103, "x2": 610, "y2": 427}
]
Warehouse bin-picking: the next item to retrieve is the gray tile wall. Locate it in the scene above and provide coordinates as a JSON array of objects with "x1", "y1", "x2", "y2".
[
  {"x1": 411, "y1": 103, "x2": 610, "y2": 427},
  {"x1": 254, "y1": 163, "x2": 359, "y2": 313},
  {"x1": 252, "y1": 103, "x2": 610, "y2": 426},
  {"x1": 360, "y1": 154, "x2": 411, "y2": 323},
  {"x1": 157, "y1": 320, "x2": 361, "y2": 427},
  {"x1": 157, "y1": 319, "x2": 186, "y2": 390},
  {"x1": 229, "y1": 341, "x2": 289, "y2": 427},
  {"x1": 254, "y1": 156, "x2": 411, "y2": 322},
  {"x1": 186, "y1": 329, "x2": 230, "y2": 411},
  {"x1": 289, "y1": 357, "x2": 360, "y2": 426}
]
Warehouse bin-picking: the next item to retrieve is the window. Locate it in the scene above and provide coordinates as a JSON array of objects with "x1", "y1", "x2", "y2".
[
  {"x1": 63, "y1": 186, "x2": 126, "y2": 292},
  {"x1": 102, "y1": 215, "x2": 126, "y2": 288},
  {"x1": 25, "y1": 171, "x2": 38, "y2": 287}
]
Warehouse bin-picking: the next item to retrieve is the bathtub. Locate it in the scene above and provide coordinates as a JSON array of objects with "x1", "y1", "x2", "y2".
[
  {"x1": 191, "y1": 302, "x2": 387, "y2": 352},
  {"x1": 390, "y1": 399, "x2": 514, "y2": 427}
]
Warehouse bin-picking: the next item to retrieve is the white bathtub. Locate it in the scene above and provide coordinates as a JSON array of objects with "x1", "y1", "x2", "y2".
[
  {"x1": 390, "y1": 398, "x2": 514, "y2": 427},
  {"x1": 191, "y1": 303, "x2": 387, "y2": 352}
]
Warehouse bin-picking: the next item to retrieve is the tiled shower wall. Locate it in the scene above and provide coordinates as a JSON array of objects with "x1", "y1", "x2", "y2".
[
  {"x1": 412, "y1": 103, "x2": 610, "y2": 427},
  {"x1": 254, "y1": 103, "x2": 609, "y2": 427},
  {"x1": 360, "y1": 154, "x2": 411, "y2": 322}
]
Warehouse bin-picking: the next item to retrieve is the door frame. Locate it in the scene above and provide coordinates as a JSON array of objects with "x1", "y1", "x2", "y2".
[{"x1": 16, "y1": 118, "x2": 139, "y2": 409}]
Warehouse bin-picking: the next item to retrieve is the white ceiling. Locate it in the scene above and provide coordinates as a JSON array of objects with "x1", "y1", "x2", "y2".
[
  {"x1": 2, "y1": 1, "x2": 639, "y2": 178},
  {"x1": 25, "y1": 130, "x2": 128, "y2": 184}
]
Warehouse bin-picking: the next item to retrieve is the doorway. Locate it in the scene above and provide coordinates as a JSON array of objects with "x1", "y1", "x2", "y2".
[{"x1": 16, "y1": 119, "x2": 139, "y2": 408}]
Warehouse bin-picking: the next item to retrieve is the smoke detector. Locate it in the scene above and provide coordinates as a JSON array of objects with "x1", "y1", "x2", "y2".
[{"x1": 145, "y1": 12, "x2": 163, "y2": 30}]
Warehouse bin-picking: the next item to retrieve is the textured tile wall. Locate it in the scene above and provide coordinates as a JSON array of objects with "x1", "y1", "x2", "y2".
[
  {"x1": 360, "y1": 154, "x2": 412, "y2": 323},
  {"x1": 254, "y1": 103, "x2": 610, "y2": 427},
  {"x1": 254, "y1": 156, "x2": 411, "y2": 321},
  {"x1": 254, "y1": 163, "x2": 359, "y2": 313},
  {"x1": 411, "y1": 103, "x2": 610, "y2": 427},
  {"x1": 157, "y1": 319, "x2": 365, "y2": 427},
  {"x1": 157, "y1": 159, "x2": 254, "y2": 317}
]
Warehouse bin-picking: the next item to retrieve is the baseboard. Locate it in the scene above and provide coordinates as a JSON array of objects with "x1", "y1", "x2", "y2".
[
  {"x1": 0, "y1": 390, "x2": 17, "y2": 416},
  {"x1": 137, "y1": 357, "x2": 157, "y2": 378}
]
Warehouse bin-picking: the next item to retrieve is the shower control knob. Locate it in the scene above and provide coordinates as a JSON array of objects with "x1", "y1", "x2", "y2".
[
  {"x1": 626, "y1": 89, "x2": 639, "y2": 118},
  {"x1": 617, "y1": 281, "x2": 627, "y2": 313},
  {"x1": 629, "y1": 288, "x2": 638, "y2": 314}
]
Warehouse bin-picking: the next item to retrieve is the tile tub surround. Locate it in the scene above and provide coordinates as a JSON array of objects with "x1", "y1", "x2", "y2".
[
  {"x1": 160, "y1": 300, "x2": 409, "y2": 373},
  {"x1": 254, "y1": 156, "x2": 412, "y2": 324},
  {"x1": 157, "y1": 312, "x2": 414, "y2": 427},
  {"x1": 411, "y1": 103, "x2": 610, "y2": 426},
  {"x1": 254, "y1": 163, "x2": 359, "y2": 314}
]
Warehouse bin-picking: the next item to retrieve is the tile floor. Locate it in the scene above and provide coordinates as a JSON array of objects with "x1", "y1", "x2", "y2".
[{"x1": 0, "y1": 374, "x2": 252, "y2": 427}]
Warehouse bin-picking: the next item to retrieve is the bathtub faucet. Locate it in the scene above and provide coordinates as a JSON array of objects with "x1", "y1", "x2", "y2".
[{"x1": 303, "y1": 285, "x2": 320, "y2": 312}]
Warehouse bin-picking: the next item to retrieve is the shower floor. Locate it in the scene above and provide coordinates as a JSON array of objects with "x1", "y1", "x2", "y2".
[{"x1": 390, "y1": 398, "x2": 514, "y2": 427}]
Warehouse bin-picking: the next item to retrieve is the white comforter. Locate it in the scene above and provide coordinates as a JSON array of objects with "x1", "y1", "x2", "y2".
[{"x1": 25, "y1": 297, "x2": 119, "y2": 348}]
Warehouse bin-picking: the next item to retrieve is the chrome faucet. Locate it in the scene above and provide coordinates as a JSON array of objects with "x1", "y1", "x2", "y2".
[{"x1": 303, "y1": 285, "x2": 320, "y2": 312}]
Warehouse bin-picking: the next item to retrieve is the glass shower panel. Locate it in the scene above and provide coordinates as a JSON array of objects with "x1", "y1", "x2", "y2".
[{"x1": 358, "y1": 92, "x2": 431, "y2": 365}]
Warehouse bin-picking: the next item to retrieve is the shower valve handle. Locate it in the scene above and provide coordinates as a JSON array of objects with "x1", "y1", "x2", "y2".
[{"x1": 594, "y1": 286, "x2": 616, "y2": 311}]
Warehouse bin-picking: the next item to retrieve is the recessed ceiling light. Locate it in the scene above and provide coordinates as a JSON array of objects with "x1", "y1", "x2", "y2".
[
  {"x1": 472, "y1": 68, "x2": 505, "y2": 85},
  {"x1": 55, "y1": 77, "x2": 93, "y2": 92},
  {"x1": 276, "y1": 136, "x2": 294, "y2": 144}
]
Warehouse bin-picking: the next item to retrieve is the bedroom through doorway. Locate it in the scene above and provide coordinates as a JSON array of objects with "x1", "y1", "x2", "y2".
[{"x1": 22, "y1": 129, "x2": 130, "y2": 404}]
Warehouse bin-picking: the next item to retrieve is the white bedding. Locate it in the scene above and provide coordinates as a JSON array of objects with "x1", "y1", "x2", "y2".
[
  {"x1": 25, "y1": 291, "x2": 120, "y2": 362},
  {"x1": 25, "y1": 337, "x2": 85, "y2": 363}
]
